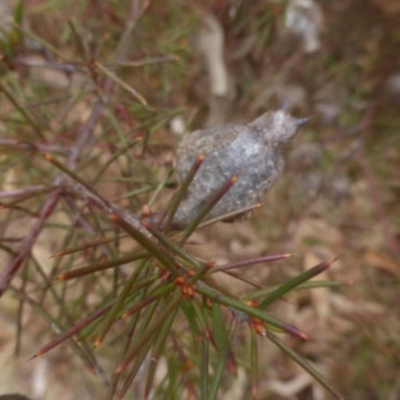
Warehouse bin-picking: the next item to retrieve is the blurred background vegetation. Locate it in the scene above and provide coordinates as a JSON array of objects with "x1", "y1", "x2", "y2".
[{"x1": 0, "y1": 0, "x2": 399, "y2": 399}]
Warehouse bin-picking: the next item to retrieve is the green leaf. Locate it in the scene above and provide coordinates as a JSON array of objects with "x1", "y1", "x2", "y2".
[
  {"x1": 259, "y1": 260, "x2": 334, "y2": 309},
  {"x1": 266, "y1": 331, "x2": 344, "y2": 400}
]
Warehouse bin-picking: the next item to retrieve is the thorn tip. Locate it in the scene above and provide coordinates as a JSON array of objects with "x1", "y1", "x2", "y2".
[{"x1": 296, "y1": 117, "x2": 310, "y2": 127}]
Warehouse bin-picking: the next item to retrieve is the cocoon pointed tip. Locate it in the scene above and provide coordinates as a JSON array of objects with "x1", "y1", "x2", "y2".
[{"x1": 296, "y1": 116, "x2": 310, "y2": 127}]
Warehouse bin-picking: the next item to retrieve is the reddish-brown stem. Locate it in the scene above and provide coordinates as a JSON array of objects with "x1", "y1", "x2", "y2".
[{"x1": 0, "y1": 138, "x2": 69, "y2": 154}]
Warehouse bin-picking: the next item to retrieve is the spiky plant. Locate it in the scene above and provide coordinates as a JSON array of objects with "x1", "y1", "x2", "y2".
[{"x1": 0, "y1": 2, "x2": 344, "y2": 399}]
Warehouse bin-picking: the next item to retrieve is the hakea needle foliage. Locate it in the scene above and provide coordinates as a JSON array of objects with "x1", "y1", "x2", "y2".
[
  {"x1": 0, "y1": 7, "x2": 343, "y2": 397},
  {"x1": 10, "y1": 151, "x2": 343, "y2": 400},
  {"x1": 0, "y1": 144, "x2": 345, "y2": 400}
]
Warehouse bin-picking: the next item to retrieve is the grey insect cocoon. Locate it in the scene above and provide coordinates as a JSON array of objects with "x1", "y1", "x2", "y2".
[{"x1": 172, "y1": 109, "x2": 307, "y2": 228}]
